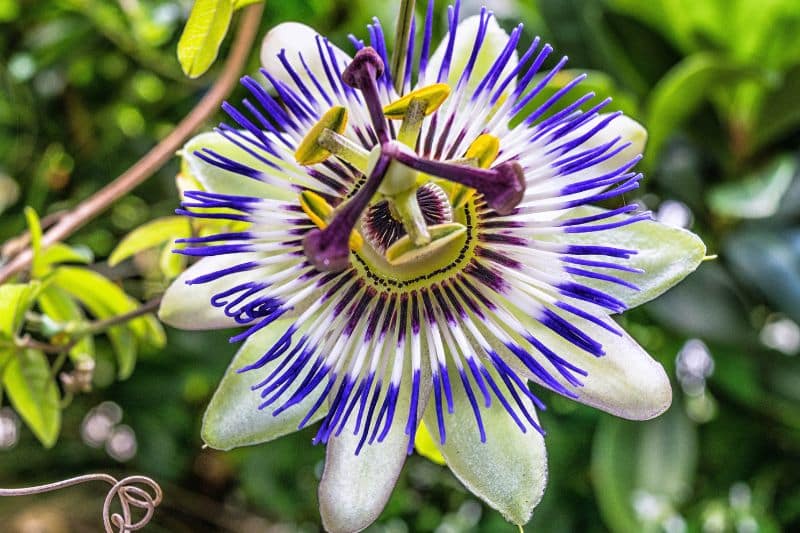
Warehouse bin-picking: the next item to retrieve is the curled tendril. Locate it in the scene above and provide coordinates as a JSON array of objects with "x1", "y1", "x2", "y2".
[{"x1": 0, "y1": 473, "x2": 163, "y2": 532}]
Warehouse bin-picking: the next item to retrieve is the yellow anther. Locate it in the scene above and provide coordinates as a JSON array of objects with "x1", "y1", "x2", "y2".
[
  {"x1": 465, "y1": 134, "x2": 500, "y2": 169},
  {"x1": 299, "y1": 190, "x2": 363, "y2": 250},
  {"x1": 447, "y1": 133, "x2": 501, "y2": 208},
  {"x1": 295, "y1": 106, "x2": 348, "y2": 165},
  {"x1": 383, "y1": 83, "x2": 451, "y2": 119}
]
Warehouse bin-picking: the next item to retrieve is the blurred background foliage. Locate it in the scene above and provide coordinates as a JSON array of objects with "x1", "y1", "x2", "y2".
[{"x1": 1, "y1": 0, "x2": 800, "y2": 531}]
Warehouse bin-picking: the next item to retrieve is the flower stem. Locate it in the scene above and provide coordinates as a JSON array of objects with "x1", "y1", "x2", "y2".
[
  {"x1": 391, "y1": 0, "x2": 416, "y2": 95},
  {"x1": 0, "y1": 3, "x2": 264, "y2": 285}
]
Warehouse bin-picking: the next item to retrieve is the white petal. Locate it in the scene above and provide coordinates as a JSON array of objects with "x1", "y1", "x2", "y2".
[
  {"x1": 425, "y1": 15, "x2": 518, "y2": 95},
  {"x1": 260, "y1": 22, "x2": 351, "y2": 95},
  {"x1": 182, "y1": 131, "x2": 293, "y2": 200},
  {"x1": 319, "y1": 363, "x2": 431, "y2": 533},
  {"x1": 159, "y1": 253, "x2": 263, "y2": 330},
  {"x1": 521, "y1": 114, "x2": 648, "y2": 222},
  {"x1": 423, "y1": 369, "x2": 547, "y2": 525},
  {"x1": 513, "y1": 314, "x2": 672, "y2": 420},
  {"x1": 573, "y1": 114, "x2": 646, "y2": 166},
  {"x1": 202, "y1": 319, "x2": 328, "y2": 450}
]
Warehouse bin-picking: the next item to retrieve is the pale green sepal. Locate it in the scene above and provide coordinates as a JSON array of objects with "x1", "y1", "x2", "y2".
[
  {"x1": 511, "y1": 313, "x2": 672, "y2": 421},
  {"x1": 201, "y1": 319, "x2": 327, "y2": 450},
  {"x1": 182, "y1": 131, "x2": 292, "y2": 200},
  {"x1": 422, "y1": 367, "x2": 547, "y2": 526},
  {"x1": 159, "y1": 253, "x2": 265, "y2": 330},
  {"x1": 426, "y1": 15, "x2": 518, "y2": 96},
  {"x1": 319, "y1": 361, "x2": 431, "y2": 533},
  {"x1": 541, "y1": 206, "x2": 706, "y2": 309}
]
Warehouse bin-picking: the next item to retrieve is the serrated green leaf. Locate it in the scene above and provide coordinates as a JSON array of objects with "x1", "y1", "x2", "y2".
[
  {"x1": 202, "y1": 319, "x2": 327, "y2": 450},
  {"x1": 2, "y1": 349, "x2": 61, "y2": 448},
  {"x1": 177, "y1": 0, "x2": 234, "y2": 79},
  {"x1": 0, "y1": 282, "x2": 41, "y2": 338},
  {"x1": 538, "y1": 206, "x2": 706, "y2": 310},
  {"x1": 108, "y1": 216, "x2": 191, "y2": 267},
  {"x1": 50, "y1": 267, "x2": 166, "y2": 349},
  {"x1": 709, "y1": 156, "x2": 796, "y2": 219}
]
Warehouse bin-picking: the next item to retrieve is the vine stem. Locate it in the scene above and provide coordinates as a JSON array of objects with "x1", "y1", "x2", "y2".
[
  {"x1": 0, "y1": 2, "x2": 265, "y2": 285},
  {"x1": 0, "y1": 473, "x2": 163, "y2": 533}
]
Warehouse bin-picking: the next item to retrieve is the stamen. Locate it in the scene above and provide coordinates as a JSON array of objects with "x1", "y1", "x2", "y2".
[
  {"x1": 383, "y1": 83, "x2": 451, "y2": 119},
  {"x1": 466, "y1": 134, "x2": 500, "y2": 168},
  {"x1": 295, "y1": 106, "x2": 348, "y2": 165},
  {"x1": 299, "y1": 191, "x2": 363, "y2": 250},
  {"x1": 450, "y1": 134, "x2": 501, "y2": 207},
  {"x1": 342, "y1": 47, "x2": 390, "y2": 144},
  {"x1": 317, "y1": 129, "x2": 370, "y2": 171},
  {"x1": 384, "y1": 83, "x2": 451, "y2": 148},
  {"x1": 385, "y1": 145, "x2": 526, "y2": 215},
  {"x1": 304, "y1": 154, "x2": 391, "y2": 271}
]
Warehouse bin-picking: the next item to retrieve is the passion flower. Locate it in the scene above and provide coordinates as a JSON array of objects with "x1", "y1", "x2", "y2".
[{"x1": 160, "y1": 2, "x2": 705, "y2": 530}]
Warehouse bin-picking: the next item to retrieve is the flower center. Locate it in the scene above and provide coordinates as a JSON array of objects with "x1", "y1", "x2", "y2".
[{"x1": 299, "y1": 47, "x2": 526, "y2": 273}]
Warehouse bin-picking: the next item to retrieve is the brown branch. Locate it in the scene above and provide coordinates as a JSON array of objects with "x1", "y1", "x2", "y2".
[{"x1": 0, "y1": 3, "x2": 265, "y2": 284}]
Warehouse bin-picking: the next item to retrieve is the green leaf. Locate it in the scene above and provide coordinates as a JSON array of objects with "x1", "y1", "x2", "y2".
[
  {"x1": 37, "y1": 286, "x2": 94, "y2": 363},
  {"x1": 592, "y1": 404, "x2": 697, "y2": 533},
  {"x1": 51, "y1": 267, "x2": 166, "y2": 349},
  {"x1": 539, "y1": 206, "x2": 706, "y2": 310},
  {"x1": 177, "y1": 0, "x2": 234, "y2": 79},
  {"x1": 646, "y1": 262, "x2": 757, "y2": 345},
  {"x1": 202, "y1": 319, "x2": 327, "y2": 450},
  {"x1": 232, "y1": 0, "x2": 261, "y2": 8},
  {"x1": 0, "y1": 282, "x2": 41, "y2": 338},
  {"x1": 24, "y1": 207, "x2": 44, "y2": 277},
  {"x1": 645, "y1": 53, "x2": 747, "y2": 166},
  {"x1": 753, "y1": 65, "x2": 800, "y2": 151},
  {"x1": 709, "y1": 156, "x2": 797, "y2": 219},
  {"x1": 725, "y1": 228, "x2": 800, "y2": 323},
  {"x1": 39, "y1": 243, "x2": 94, "y2": 267},
  {"x1": 108, "y1": 325, "x2": 138, "y2": 380},
  {"x1": 108, "y1": 216, "x2": 191, "y2": 267},
  {"x1": 2, "y1": 349, "x2": 61, "y2": 448}
]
